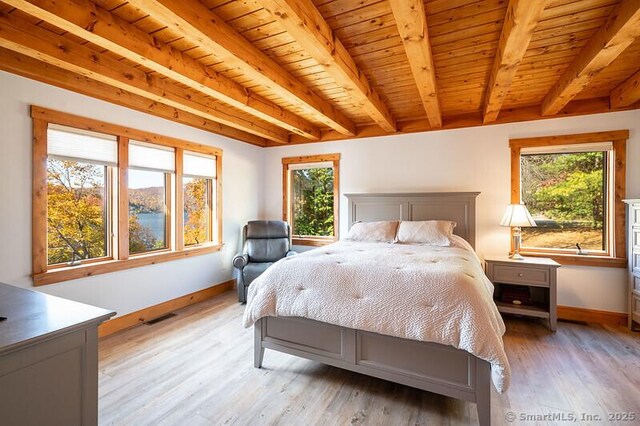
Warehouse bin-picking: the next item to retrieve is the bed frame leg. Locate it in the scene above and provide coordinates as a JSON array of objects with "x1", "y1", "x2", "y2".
[
  {"x1": 254, "y1": 319, "x2": 265, "y2": 368},
  {"x1": 475, "y1": 359, "x2": 491, "y2": 426}
]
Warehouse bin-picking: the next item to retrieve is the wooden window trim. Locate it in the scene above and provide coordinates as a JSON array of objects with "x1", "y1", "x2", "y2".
[
  {"x1": 509, "y1": 130, "x2": 628, "y2": 268},
  {"x1": 33, "y1": 244, "x2": 222, "y2": 286},
  {"x1": 282, "y1": 154, "x2": 340, "y2": 247},
  {"x1": 32, "y1": 106, "x2": 223, "y2": 285}
]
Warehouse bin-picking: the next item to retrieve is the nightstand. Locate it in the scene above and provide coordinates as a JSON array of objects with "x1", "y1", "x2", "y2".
[{"x1": 484, "y1": 256, "x2": 561, "y2": 331}]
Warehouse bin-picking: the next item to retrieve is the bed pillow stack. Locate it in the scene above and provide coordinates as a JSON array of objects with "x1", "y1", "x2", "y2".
[{"x1": 344, "y1": 220, "x2": 456, "y2": 246}]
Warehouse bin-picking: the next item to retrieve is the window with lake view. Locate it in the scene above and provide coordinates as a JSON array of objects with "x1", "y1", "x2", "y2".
[
  {"x1": 128, "y1": 169, "x2": 168, "y2": 254},
  {"x1": 33, "y1": 108, "x2": 222, "y2": 285}
]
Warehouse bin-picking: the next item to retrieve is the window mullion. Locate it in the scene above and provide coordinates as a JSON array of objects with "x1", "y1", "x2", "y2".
[
  {"x1": 117, "y1": 136, "x2": 129, "y2": 261},
  {"x1": 33, "y1": 118, "x2": 48, "y2": 275},
  {"x1": 175, "y1": 147, "x2": 184, "y2": 251}
]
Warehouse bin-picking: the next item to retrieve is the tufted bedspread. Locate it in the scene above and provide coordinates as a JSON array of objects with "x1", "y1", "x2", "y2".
[{"x1": 243, "y1": 239, "x2": 510, "y2": 392}]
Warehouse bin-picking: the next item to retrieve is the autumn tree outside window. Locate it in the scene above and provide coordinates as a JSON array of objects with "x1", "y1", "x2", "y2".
[
  {"x1": 183, "y1": 151, "x2": 217, "y2": 247},
  {"x1": 32, "y1": 107, "x2": 222, "y2": 286}
]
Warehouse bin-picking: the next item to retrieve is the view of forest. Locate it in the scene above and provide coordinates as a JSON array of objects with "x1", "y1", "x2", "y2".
[
  {"x1": 47, "y1": 159, "x2": 211, "y2": 265},
  {"x1": 291, "y1": 168, "x2": 334, "y2": 237},
  {"x1": 47, "y1": 158, "x2": 107, "y2": 265},
  {"x1": 520, "y1": 151, "x2": 606, "y2": 251}
]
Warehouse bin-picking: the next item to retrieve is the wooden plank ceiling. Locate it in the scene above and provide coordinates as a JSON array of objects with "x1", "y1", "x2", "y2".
[{"x1": 0, "y1": 0, "x2": 638, "y2": 147}]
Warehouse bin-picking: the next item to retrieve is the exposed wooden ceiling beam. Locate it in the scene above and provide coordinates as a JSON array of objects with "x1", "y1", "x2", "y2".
[
  {"x1": 127, "y1": 0, "x2": 356, "y2": 136},
  {"x1": 541, "y1": 0, "x2": 640, "y2": 116},
  {"x1": 388, "y1": 0, "x2": 441, "y2": 128},
  {"x1": 482, "y1": 0, "x2": 548, "y2": 123},
  {"x1": 0, "y1": 13, "x2": 290, "y2": 144},
  {"x1": 285, "y1": 97, "x2": 635, "y2": 146},
  {"x1": 3, "y1": 0, "x2": 319, "y2": 141},
  {"x1": 0, "y1": 48, "x2": 268, "y2": 146},
  {"x1": 610, "y1": 69, "x2": 640, "y2": 108},
  {"x1": 258, "y1": 0, "x2": 396, "y2": 132}
]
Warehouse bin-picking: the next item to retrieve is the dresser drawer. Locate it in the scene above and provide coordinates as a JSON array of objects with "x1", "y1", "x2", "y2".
[
  {"x1": 633, "y1": 275, "x2": 640, "y2": 293},
  {"x1": 632, "y1": 206, "x2": 640, "y2": 226},
  {"x1": 633, "y1": 293, "x2": 640, "y2": 324},
  {"x1": 632, "y1": 227, "x2": 640, "y2": 249},
  {"x1": 633, "y1": 251, "x2": 640, "y2": 274},
  {"x1": 492, "y1": 265, "x2": 550, "y2": 287}
]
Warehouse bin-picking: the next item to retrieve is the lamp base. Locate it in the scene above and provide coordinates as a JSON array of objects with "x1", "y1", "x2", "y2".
[{"x1": 510, "y1": 227, "x2": 525, "y2": 260}]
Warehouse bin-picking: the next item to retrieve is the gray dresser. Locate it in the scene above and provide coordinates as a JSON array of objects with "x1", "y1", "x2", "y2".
[
  {"x1": 624, "y1": 200, "x2": 640, "y2": 330},
  {"x1": 0, "y1": 283, "x2": 114, "y2": 426}
]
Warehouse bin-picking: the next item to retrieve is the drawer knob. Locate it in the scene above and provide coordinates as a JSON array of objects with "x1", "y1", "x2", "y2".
[{"x1": 518, "y1": 273, "x2": 524, "y2": 277}]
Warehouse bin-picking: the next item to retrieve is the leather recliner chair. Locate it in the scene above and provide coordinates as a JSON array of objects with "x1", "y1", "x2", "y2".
[{"x1": 233, "y1": 220, "x2": 297, "y2": 303}]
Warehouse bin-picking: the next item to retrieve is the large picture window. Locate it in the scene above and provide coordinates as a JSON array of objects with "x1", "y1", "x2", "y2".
[
  {"x1": 32, "y1": 107, "x2": 222, "y2": 285},
  {"x1": 510, "y1": 131, "x2": 627, "y2": 267},
  {"x1": 282, "y1": 154, "x2": 340, "y2": 246}
]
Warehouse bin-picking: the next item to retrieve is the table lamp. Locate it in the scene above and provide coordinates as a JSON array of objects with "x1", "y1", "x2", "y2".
[{"x1": 500, "y1": 204, "x2": 536, "y2": 260}]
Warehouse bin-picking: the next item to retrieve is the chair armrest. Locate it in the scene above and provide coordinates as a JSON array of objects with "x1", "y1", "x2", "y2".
[
  {"x1": 286, "y1": 250, "x2": 297, "y2": 257},
  {"x1": 233, "y1": 253, "x2": 249, "y2": 269}
]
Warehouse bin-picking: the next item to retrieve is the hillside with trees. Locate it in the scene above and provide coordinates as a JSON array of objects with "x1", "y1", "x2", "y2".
[{"x1": 521, "y1": 151, "x2": 605, "y2": 250}]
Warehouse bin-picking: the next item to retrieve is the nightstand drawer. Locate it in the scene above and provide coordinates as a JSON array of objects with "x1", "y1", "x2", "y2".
[
  {"x1": 634, "y1": 275, "x2": 640, "y2": 292},
  {"x1": 493, "y1": 265, "x2": 550, "y2": 287}
]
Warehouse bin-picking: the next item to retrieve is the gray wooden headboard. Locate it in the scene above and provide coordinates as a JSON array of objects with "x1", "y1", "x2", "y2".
[{"x1": 344, "y1": 192, "x2": 480, "y2": 249}]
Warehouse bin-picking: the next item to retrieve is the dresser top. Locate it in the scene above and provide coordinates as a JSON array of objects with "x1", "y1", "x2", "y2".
[
  {"x1": 0, "y1": 283, "x2": 115, "y2": 353},
  {"x1": 483, "y1": 255, "x2": 561, "y2": 267}
]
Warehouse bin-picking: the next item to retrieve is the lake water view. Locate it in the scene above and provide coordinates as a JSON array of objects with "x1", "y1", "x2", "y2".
[{"x1": 136, "y1": 212, "x2": 165, "y2": 241}]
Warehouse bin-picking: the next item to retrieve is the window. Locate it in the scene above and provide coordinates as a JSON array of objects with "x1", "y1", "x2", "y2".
[
  {"x1": 183, "y1": 151, "x2": 217, "y2": 246},
  {"x1": 510, "y1": 131, "x2": 627, "y2": 267},
  {"x1": 46, "y1": 125, "x2": 116, "y2": 266},
  {"x1": 32, "y1": 107, "x2": 222, "y2": 285},
  {"x1": 282, "y1": 154, "x2": 340, "y2": 246},
  {"x1": 128, "y1": 141, "x2": 175, "y2": 255}
]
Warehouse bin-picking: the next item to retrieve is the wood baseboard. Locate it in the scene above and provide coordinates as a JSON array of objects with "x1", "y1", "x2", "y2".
[
  {"x1": 98, "y1": 279, "x2": 235, "y2": 337},
  {"x1": 558, "y1": 305, "x2": 628, "y2": 326}
]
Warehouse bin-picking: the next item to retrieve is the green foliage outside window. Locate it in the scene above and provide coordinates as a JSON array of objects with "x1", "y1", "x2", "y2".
[
  {"x1": 521, "y1": 151, "x2": 606, "y2": 251},
  {"x1": 292, "y1": 167, "x2": 334, "y2": 237}
]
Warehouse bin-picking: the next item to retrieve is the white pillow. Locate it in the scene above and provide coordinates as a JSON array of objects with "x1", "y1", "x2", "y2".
[
  {"x1": 396, "y1": 220, "x2": 456, "y2": 246},
  {"x1": 344, "y1": 221, "x2": 399, "y2": 243}
]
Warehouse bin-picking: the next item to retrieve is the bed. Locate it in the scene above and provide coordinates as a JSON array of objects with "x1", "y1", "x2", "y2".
[{"x1": 244, "y1": 192, "x2": 506, "y2": 426}]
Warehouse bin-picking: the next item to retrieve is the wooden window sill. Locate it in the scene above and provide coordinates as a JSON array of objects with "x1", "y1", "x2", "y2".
[
  {"x1": 292, "y1": 237, "x2": 336, "y2": 247},
  {"x1": 33, "y1": 244, "x2": 223, "y2": 286},
  {"x1": 518, "y1": 252, "x2": 626, "y2": 268}
]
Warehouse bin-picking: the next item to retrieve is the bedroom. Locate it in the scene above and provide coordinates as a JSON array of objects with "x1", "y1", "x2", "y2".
[{"x1": 0, "y1": 0, "x2": 638, "y2": 425}]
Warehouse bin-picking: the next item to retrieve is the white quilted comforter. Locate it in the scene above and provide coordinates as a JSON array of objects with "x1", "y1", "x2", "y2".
[{"x1": 243, "y1": 240, "x2": 510, "y2": 392}]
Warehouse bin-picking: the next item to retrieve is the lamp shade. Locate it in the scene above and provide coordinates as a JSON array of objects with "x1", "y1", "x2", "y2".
[{"x1": 500, "y1": 204, "x2": 537, "y2": 227}]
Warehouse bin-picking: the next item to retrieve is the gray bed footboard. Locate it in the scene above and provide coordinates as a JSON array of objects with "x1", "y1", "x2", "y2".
[{"x1": 254, "y1": 316, "x2": 491, "y2": 426}]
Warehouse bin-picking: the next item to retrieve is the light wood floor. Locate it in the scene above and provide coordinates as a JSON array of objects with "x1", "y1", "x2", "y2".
[{"x1": 99, "y1": 291, "x2": 639, "y2": 425}]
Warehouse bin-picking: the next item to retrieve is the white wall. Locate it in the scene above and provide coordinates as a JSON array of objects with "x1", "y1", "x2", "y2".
[
  {"x1": 2, "y1": 69, "x2": 638, "y2": 315},
  {"x1": 0, "y1": 71, "x2": 264, "y2": 317},
  {"x1": 262, "y1": 110, "x2": 640, "y2": 313}
]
